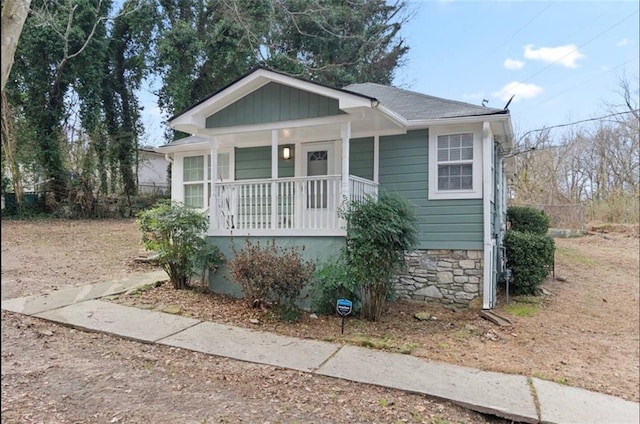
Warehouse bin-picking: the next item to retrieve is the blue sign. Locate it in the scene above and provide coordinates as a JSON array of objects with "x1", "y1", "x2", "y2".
[{"x1": 336, "y1": 299, "x2": 353, "y2": 317}]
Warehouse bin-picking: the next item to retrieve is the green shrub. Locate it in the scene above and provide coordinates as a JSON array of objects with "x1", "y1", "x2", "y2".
[
  {"x1": 228, "y1": 239, "x2": 316, "y2": 318},
  {"x1": 312, "y1": 254, "x2": 361, "y2": 315},
  {"x1": 341, "y1": 192, "x2": 417, "y2": 322},
  {"x1": 504, "y1": 230, "x2": 555, "y2": 295},
  {"x1": 137, "y1": 200, "x2": 224, "y2": 290},
  {"x1": 507, "y1": 206, "x2": 550, "y2": 234}
]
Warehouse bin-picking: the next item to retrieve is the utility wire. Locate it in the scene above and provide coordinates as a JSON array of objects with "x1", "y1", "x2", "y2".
[
  {"x1": 505, "y1": 109, "x2": 639, "y2": 157},
  {"x1": 537, "y1": 56, "x2": 640, "y2": 106},
  {"x1": 509, "y1": 9, "x2": 639, "y2": 93}
]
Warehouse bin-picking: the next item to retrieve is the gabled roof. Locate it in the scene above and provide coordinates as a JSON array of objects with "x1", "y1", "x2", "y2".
[{"x1": 343, "y1": 83, "x2": 507, "y2": 121}]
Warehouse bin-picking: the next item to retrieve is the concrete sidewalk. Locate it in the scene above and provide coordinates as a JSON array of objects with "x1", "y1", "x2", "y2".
[{"x1": 2, "y1": 272, "x2": 638, "y2": 424}]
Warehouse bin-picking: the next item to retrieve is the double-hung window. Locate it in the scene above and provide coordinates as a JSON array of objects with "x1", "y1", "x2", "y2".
[
  {"x1": 429, "y1": 126, "x2": 482, "y2": 199},
  {"x1": 184, "y1": 156, "x2": 205, "y2": 208},
  {"x1": 183, "y1": 152, "x2": 233, "y2": 209},
  {"x1": 437, "y1": 133, "x2": 474, "y2": 191}
]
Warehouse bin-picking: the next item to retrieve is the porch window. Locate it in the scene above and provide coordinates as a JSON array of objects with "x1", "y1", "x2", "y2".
[
  {"x1": 184, "y1": 152, "x2": 232, "y2": 209},
  {"x1": 428, "y1": 126, "x2": 482, "y2": 200},
  {"x1": 184, "y1": 155, "x2": 205, "y2": 208}
]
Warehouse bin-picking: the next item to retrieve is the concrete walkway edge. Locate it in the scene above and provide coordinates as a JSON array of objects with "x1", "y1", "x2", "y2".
[{"x1": 2, "y1": 273, "x2": 639, "y2": 424}]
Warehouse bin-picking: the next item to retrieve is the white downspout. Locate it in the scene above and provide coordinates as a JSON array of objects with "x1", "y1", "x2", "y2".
[{"x1": 482, "y1": 121, "x2": 495, "y2": 309}]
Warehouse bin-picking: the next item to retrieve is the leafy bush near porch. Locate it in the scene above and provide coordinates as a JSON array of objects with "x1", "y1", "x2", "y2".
[
  {"x1": 228, "y1": 239, "x2": 316, "y2": 319},
  {"x1": 507, "y1": 205, "x2": 550, "y2": 234},
  {"x1": 339, "y1": 192, "x2": 417, "y2": 322},
  {"x1": 137, "y1": 200, "x2": 223, "y2": 290},
  {"x1": 312, "y1": 255, "x2": 361, "y2": 315},
  {"x1": 504, "y1": 206, "x2": 555, "y2": 295}
]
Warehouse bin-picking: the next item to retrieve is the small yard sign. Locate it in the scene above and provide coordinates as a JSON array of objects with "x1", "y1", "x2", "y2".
[{"x1": 336, "y1": 299, "x2": 353, "y2": 334}]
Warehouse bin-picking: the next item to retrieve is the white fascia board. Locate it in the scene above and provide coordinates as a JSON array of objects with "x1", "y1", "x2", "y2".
[
  {"x1": 374, "y1": 104, "x2": 409, "y2": 128},
  {"x1": 169, "y1": 69, "x2": 373, "y2": 131},
  {"x1": 406, "y1": 114, "x2": 510, "y2": 129},
  {"x1": 196, "y1": 114, "x2": 353, "y2": 137},
  {"x1": 156, "y1": 141, "x2": 210, "y2": 154}
]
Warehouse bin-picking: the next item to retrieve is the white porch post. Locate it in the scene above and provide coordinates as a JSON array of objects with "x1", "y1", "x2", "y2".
[
  {"x1": 373, "y1": 135, "x2": 380, "y2": 184},
  {"x1": 210, "y1": 137, "x2": 219, "y2": 231},
  {"x1": 341, "y1": 122, "x2": 351, "y2": 202},
  {"x1": 271, "y1": 130, "x2": 279, "y2": 230}
]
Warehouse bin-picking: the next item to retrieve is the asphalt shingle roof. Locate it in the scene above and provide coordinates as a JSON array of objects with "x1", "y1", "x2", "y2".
[{"x1": 343, "y1": 83, "x2": 507, "y2": 121}]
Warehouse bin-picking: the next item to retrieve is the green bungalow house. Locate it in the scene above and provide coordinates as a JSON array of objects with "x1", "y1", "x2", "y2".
[{"x1": 157, "y1": 67, "x2": 515, "y2": 310}]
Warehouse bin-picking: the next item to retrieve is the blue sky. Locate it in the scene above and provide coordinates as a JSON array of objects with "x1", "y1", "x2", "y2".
[
  {"x1": 396, "y1": 0, "x2": 639, "y2": 137},
  {"x1": 139, "y1": 1, "x2": 639, "y2": 145}
]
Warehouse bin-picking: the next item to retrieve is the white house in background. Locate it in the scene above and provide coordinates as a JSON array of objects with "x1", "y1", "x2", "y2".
[{"x1": 137, "y1": 148, "x2": 169, "y2": 195}]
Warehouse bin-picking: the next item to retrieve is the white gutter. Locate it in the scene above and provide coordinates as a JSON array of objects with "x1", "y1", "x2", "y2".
[{"x1": 482, "y1": 121, "x2": 495, "y2": 310}]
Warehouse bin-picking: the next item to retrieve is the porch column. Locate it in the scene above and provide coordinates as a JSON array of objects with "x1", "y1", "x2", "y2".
[
  {"x1": 373, "y1": 135, "x2": 380, "y2": 184},
  {"x1": 271, "y1": 129, "x2": 278, "y2": 230},
  {"x1": 210, "y1": 137, "x2": 218, "y2": 230},
  {"x1": 341, "y1": 122, "x2": 351, "y2": 202}
]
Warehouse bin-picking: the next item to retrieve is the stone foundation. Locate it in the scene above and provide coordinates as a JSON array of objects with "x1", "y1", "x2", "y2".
[{"x1": 393, "y1": 249, "x2": 483, "y2": 307}]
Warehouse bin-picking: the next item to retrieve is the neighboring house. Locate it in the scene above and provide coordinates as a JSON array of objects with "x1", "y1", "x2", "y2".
[
  {"x1": 137, "y1": 148, "x2": 169, "y2": 195},
  {"x1": 157, "y1": 67, "x2": 514, "y2": 310}
]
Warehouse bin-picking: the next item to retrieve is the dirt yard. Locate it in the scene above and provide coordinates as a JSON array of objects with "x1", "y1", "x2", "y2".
[
  {"x1": 1, "y1": 219, "x2": 508, "y2": 424},
  {"x1": 2, "y1": 219, "x2": 638, "y2": 423}
]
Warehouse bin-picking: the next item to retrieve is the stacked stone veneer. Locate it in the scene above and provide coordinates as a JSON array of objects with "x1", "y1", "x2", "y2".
[{"x1": 393, "y1": 249, "x2": 483, "y2": 307}]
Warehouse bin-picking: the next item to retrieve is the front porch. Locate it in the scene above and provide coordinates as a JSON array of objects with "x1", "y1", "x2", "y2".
[{"x1": 211, "y1": 174, "x2": 377, "y2": 236}]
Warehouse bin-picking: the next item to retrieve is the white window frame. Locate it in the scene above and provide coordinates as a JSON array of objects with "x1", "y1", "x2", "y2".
[
  {"x1": 428, "y1": 124, "x2": 483, "y2": 200},
  {"x1": 180, "y1": 149, "x2": 235, "y2": 209}
]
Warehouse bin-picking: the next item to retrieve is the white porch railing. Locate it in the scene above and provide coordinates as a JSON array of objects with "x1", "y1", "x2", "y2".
[{"x1": 211, "y1": 175, "x2": 377, "y2": 235}]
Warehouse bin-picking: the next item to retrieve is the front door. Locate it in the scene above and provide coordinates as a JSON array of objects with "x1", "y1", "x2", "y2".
[{"x1": 300, "y1": 142, "x2": 336, "y2": 228}]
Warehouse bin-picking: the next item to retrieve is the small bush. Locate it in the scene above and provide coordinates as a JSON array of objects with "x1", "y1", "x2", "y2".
[
  {"x1": 507, "y1": 206, "x2": 550, "y2": 234},
  {"x1": 341, "y1": 192, "x2": 417, "y2": 322},
  {"x1": 312, "y1": 254, "x2": 361, "y2": 315},
  {"x1": 228, "y1": 239, "x2": 316, "y2": 316},
  {"x1": 504, "y1": 230, "x2": 554, "y2": 295},
  {"x1": 137, "y1": 200, "x2": 224, "y2": 290}
]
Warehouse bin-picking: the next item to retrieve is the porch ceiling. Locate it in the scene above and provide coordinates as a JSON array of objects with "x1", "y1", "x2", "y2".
[{"x1": 195, "y1": 107, "x2": 404, "y2": 148}]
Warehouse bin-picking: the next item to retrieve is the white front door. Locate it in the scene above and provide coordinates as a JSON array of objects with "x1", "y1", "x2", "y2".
[{"x1": 299, "y1": 142, "x2": 337, "y2": 229}]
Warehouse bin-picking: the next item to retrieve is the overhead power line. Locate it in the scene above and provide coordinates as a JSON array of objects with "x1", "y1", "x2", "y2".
[
  {"x1": 509, "y1": 9, "x2": 639, "y2": 94},
  {"x1": 505, "y1": 109, "x2": 639, "y2": 157}
]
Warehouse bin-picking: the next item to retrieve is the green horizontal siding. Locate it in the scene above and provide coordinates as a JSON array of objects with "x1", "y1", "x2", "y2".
[
  {"x1": 378, "y1": 130, "x2": 483, "y2": 250},
  {"x1": 349, "y1": 137, "x2": 374, "y2": 180},
  {"x1": 235, "y1": 145, "x2": 295, "y2": 180},
  {"x1": 207, "y1": 236, "x2": 347, "y2": 308},
  {"x1": 235, "y1": 146, "x2": 271, "y2": 180},
  {"x1": 206, "y1": 82, "x2": 342, "y2": 128}
]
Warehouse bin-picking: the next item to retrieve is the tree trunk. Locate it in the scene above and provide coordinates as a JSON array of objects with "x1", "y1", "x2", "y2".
[
  {"x1": 361, "y1": 282, "x2": 387, "y2": 322},
  {"x1": 1, "y1": 0, "x2": 32, "y2": 92}
]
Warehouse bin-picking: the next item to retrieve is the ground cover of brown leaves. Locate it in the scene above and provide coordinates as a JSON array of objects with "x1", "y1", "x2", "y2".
[
  {"x1": 108, "y1": 223, "x2": 640, "y2": 402},
  {"x1": 1, "y1": 218, "x2": 510, "y2": 424}
]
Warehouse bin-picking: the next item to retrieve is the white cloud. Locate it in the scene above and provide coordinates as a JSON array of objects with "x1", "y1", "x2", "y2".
[
  {"x1": 503, "y1": 58, "x2": 525, "y2": 70},
  {"x1": 492, "y1": 81, "x2": 543, "y2": 102},
  {"x1": 523, "y1": 44, "x2": 585, "y2": 68},
  {"x1": 617, "y1": 38, "x2": 630, "y2": 47}
]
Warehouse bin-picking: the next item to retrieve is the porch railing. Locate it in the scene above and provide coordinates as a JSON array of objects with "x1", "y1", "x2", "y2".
[{"x1": 211, "y1": 175, "x2": 377, "y2": 234}]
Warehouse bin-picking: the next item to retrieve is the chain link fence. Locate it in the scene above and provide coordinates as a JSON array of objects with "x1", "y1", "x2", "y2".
[{"x1": 509, "y1": 203, "x2": 586, "y2": 231}]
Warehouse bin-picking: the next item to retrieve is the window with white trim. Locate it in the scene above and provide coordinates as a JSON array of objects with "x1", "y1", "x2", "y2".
[
  {"x1": 429, "y1": 126, "x2": 483, "y2": 200},
  {"x1": 184, "y1": 151, "x2": 233, "y2": 209},
  {"x1": 437, "y1": 133, "x2": 474, "y2": 190},
  {"x1": 184, "y1": 155, "x2": 205, "y2": 208}
]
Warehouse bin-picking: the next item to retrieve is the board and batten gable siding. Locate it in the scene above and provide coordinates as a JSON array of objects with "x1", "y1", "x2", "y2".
[
  {"x1": 349, "y1": 137, "x2": 374, "y2": 180},
  {"x1": 234, "y1": 146, "x2": 294, "y2": 180},
  {"x1": 206, "y1": 82, "x2": 343, "y2": 128},
  {"x1": 378, "y1": 130, "x2": 484, "y2": 250}
]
